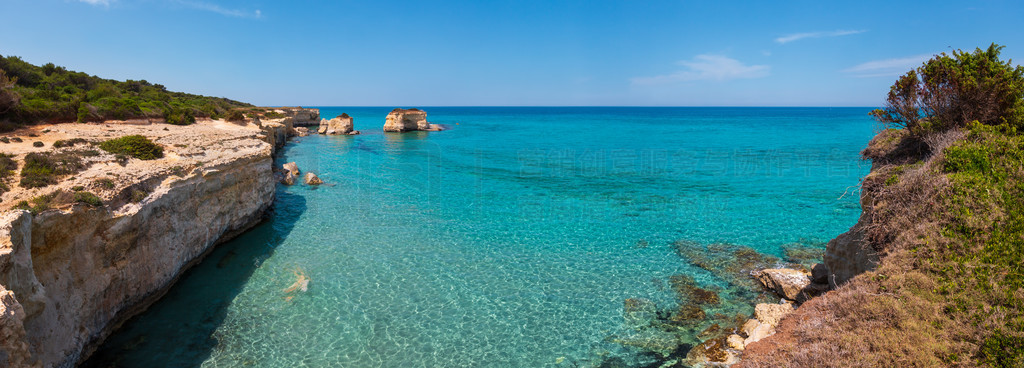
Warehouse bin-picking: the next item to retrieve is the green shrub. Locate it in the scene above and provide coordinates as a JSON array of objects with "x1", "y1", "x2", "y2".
[
  {"x1": 53, "y1": 138, "x2": 87, "y2": 148},
  {"x1": 19, "y1": 151, "x2": 85, "y2": 188},
  {"x1": 263, "y1": 111, "x2": 285, "y2": 119},
  {"x1": 0, "y1": 153, "x2": 15, "y2": 195},
  {"x1": 225, "y1": 109, "x2": 246, "y2": 121},
  {"x1": 32, "y1": 141, "x2": 43, "y2": 147},
  {"x1": 73, "y1": 191, "x2": 102, "y2": 206},
  {"x1": 99, "y1": 135, "x2": 163, "y2": 160},
  {"x1": 95, "y1": 177, "x2": 115, "y2": 189}
]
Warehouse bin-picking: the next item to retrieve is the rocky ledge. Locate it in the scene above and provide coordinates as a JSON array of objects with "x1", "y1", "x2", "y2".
[{"x1": 0, "y1": 118, "x2": 287, "y2": 367}]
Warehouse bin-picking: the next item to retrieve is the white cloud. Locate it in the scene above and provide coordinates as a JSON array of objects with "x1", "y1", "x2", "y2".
[
  {"x1": 174, "y1": 0, "x2": 263, "y2": 19},
  {"x1": 78, "y1": 0, "x2": 111, "y2": 6},
  {"x1": 775, "y1": 29, "x2": 866, "y2": 44},
  {"x1": 631, "y1": 55, "x2": 770, "y2": 85},
  {"x1": 843, "y1": 54, "x2": 933, "y2": 78}
]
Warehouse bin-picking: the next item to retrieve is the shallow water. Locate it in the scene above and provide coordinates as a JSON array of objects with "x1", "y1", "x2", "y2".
[{"x1": 86, "y1": 107, "x2": 875, "y2": 367}]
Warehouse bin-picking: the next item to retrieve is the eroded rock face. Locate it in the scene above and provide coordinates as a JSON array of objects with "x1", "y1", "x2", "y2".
[
  {"x1": 824, "y1": 221, "x2": 879, "y2": 287},
  {"x1": 318, "y1": 115, "x2": 354, "y2": 135},
  {"x1": 755, "y1": 268, "x2": 811, "y2": 301},
  {"x1": 383, "y1": 108, "x2": 442, "y2": 132},
  {"x1": 0, "y1": 285, "x2": 39, "y2": 367},
  {"x1": 0, "y1": 121, "x2": 277, "y2": 367}
]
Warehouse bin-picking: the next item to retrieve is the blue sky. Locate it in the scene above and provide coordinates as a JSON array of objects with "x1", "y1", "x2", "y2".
[{"x1": 2, "y1": 0, "x2": 1023, "y2": 106}]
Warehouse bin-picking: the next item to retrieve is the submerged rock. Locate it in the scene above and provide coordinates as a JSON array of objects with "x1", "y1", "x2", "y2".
[
  {"x1": 668, "y1": 274, "x2": 720, "y2": 305},
  {"x1": 624, "y1": 298, "x2": 657, "y2": 328},
  {"x1": 614, "y1": 328, "x2": 680, "y2": 357},
  {"x1": 686, "y1": 336, "x2": 739, "y2": 366}
]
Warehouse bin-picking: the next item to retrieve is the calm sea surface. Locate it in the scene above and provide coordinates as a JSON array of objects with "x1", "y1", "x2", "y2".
[{"x1": 87, "y1": 107, "x2": 876, "y2": 367}]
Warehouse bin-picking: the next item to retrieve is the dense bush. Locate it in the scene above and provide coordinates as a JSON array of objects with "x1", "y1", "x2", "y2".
[
  {"x1": 0, "y1": 54, "x2": 251, "y2": 125},
  {"x1": 0, "y1": 153, "x2": 15, "y2": 195},
  {"x1": 99, "y1": 135, "x2": 163, "y2": 160},
  {"x1": 871, "y1": 44, "x2": 1024, "y2": 135}
]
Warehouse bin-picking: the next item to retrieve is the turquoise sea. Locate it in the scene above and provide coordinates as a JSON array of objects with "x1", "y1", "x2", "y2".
[{"x1": 86, "y1": 107, "x2": 876, "y2": 367}]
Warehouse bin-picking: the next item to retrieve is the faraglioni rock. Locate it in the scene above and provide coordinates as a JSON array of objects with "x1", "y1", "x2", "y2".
[
  {"x1": 383, "y1": 108, "x2": 444, "y2": 132},
  {"x1": 318, "y1": 114, "x2": 355, "y2": 135}
]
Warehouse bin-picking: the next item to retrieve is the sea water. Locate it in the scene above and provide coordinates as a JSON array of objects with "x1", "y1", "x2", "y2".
[{"x1": 86, "y1": 107, "x2": 876, "y2": 367}]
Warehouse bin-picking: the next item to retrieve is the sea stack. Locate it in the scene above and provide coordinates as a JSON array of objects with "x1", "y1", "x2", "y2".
[
  {"x1": 383, "y1": 108, "x2": 443, "y2": 132},
  {"x1": 318, "y1": 114, "x2": 355, "y2": 135}
]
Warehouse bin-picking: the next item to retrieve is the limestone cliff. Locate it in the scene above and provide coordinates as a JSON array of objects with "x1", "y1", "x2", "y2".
[
  {"x1": 383, "y1": 108, "x2": 443, "y2": 132},
  {"x1": 0, "y1": 120, "x2": 277, "y2": 367}
]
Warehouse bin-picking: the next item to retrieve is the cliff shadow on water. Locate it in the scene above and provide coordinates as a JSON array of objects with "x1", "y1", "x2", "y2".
[{"x1": 81, "y1": 190, "x2": 307, "y2": 368}]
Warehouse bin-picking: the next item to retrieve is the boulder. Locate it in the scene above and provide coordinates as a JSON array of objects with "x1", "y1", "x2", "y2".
[
  {"x1": 383, "y1": 108, "x2": 432, "y2": 132},
  {"x1": 282, "y1": 162, "x2": 299, "y2": 176},
  {"x1": 743, "y1": 320, "x2": 775, "y2": 345},
  {"x1": 811, "y1": 263, "x2": 830, "y2": 284},
  {"x1": 755, "y1": 268, "x2": 811, "y2": 301},
  {"x1": 293, "y1": 127, "x2": 310, "y2": 137},
  {"x1": 282, "y1": 171, "x2": 296, "y2": 186},
  {"x1": 727, "y1": 334, "x2": 745, "y2": 351},
  {"x1": 303, "y1": 172, "x2": 323, "y2": 185},
  {"x1": 754, "y1": 302, "x2": 794, "y2": 327},
  {"x1": 319, "y1": 114, "x2": 354, "y2": 135},
  {"x1": 347, "y1": 130, "x2": 360, "y2": 135}
]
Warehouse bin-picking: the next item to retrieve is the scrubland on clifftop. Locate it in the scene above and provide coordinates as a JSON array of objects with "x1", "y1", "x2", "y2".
[{"x1": 740, "y1": 44, "x2": 1024, "y2": 367}]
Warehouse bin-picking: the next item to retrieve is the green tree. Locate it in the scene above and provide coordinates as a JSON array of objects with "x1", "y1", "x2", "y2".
[{"x1": 871, "y1": 43, "x2": 1024, "y2": 135}]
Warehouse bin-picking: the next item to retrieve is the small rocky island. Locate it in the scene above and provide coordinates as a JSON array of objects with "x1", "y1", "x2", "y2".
[
  {"x1": 317, "y1": 113, "x2": 358, "y2": 135},
  {"x1": 382, "y1": 108, "x2": 444, "y2": 132}
]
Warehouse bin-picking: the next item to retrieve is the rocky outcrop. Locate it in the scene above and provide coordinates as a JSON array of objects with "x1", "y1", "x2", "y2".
[
  {"x1": 383, "y1": 108, "x2": 443, "y2": 132},
  {"x1": 0, "y1": 120, "x2": 277, "y2": 367},
  {"x1": 282, "y1": 162, "x2": 299, "y2": 176},
  {"x1": 318, "y1": 114, "x2": 355, "y2": 135},
  {"x1": 303, "y1": 172, "x2": 323, "y2": 185},
  {"x1": 824, "y1": 220, "x2": 878, "y2": 287},
  {"x1": 258, "y1": 116, "x2": 293, "y2": 155}
]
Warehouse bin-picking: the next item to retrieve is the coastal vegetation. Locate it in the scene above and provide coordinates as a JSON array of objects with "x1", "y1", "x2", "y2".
[
  {"x1": 99, "y1": 135, "x2": 164, "y2": 160},
  {"x1": 19, "y1": 151, "x2": 86, "y2": 189},
  {"x1": 743, "y1": 44, "x2": 1024, "y2": 367},
  {"x1": 0, "y1": 54, "x2": 252, "y2": 130}
]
